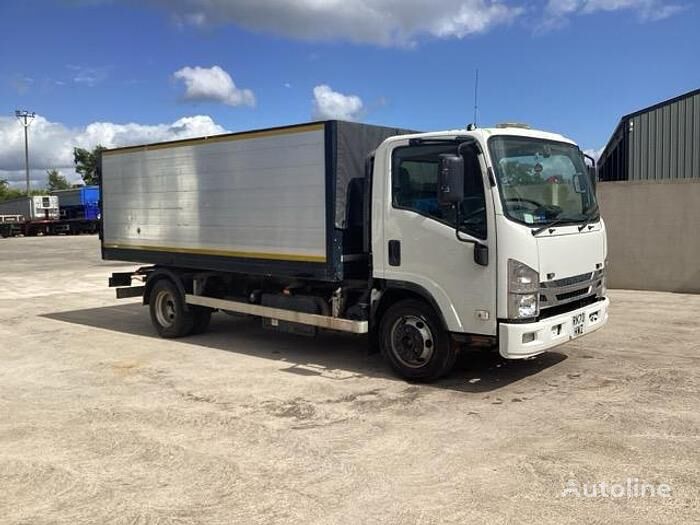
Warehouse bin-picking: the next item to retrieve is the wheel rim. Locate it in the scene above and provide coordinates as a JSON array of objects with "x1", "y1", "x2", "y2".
[
  {"x1": 389, "y1": 314, "x2": 435, "y2": 369},
  {"x1": 154, "y1": 289, "x2": 177, "y2": 328}
]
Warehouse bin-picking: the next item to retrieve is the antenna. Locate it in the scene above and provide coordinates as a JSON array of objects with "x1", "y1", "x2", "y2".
[{"x1": 473, "y1": 68, "x2": 479, "y2": 127}]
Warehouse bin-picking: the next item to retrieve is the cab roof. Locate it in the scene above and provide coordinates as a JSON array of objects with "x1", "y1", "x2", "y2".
[{"x1": 383, "y1": 125, "x2": 578, "y2": 147}]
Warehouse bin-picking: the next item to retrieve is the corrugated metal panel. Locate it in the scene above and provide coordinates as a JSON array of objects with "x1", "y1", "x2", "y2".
[
  {"x1": 684, "y1": 96, "x2": 693, "y2": 178},
  {"x1": 609, "y1": 88, "x2": 700, "y2": 181},
  {"x1": 694, "y1": 94, "x2": 700, "y2": 178},
  {"x1": 638, "y1": 113, "x2": 646, "y2": 181}
]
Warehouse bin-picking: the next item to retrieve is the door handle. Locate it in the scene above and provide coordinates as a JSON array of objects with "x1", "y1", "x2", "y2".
[{"x1": 388, "y1": 240, "x2": 401, "y2": 266}]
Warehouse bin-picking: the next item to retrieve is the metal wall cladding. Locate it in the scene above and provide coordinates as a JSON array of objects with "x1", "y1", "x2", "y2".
[
  {"x1": 628, "y1": 92, "x2": 700, "y2": 181},
  {"x1": 601, "y1": 90, "x2": 700, "y2": 181},
  {"x1": 102, "y1": 127, "x2": 327, "y2": 261}
]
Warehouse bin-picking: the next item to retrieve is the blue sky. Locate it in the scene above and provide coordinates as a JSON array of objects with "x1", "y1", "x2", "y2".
[{"x1": 1, "y1": 0, "x2": 699, "y2": 186}]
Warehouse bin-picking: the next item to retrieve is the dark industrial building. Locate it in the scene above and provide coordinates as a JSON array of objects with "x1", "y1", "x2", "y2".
[{"x1": 598, "y1": 88, "x2": 700, "y2": 181}]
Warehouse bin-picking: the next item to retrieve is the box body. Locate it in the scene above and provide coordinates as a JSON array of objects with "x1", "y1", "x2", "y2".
[
  {"x1": 51, "y1": 186, "x2": 101, "y2": 220},
  {"x1": 101, "y1": 121, "x2": 413, "y2": 281},
  {"x1": 0, "y1": 196, "x2": 59, "y2": 221}
]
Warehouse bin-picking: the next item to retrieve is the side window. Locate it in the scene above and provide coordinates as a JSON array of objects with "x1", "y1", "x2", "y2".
[
  {"x1": 392, "y1": 145, "x2": 452, "y2": 223},
  {"x1": 392, "y1": 144, "x2": 487, "y2": 239}
]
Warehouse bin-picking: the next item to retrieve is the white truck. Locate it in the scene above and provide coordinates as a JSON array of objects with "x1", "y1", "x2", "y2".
[{"x1": 104, "y1": 120, "x2": 608, "y2": 381}]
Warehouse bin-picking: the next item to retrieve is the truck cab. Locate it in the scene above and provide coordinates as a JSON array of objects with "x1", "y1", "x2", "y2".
[{"x1": 369, "y1": 125, "x2": 608, "y2": 377}]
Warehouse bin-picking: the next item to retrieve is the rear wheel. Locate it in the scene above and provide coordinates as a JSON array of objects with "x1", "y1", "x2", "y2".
[
  {"x1": 379, "y1": 299, "x2": 456, "y2": 382},
  {"x1": 149, "y1": 279, "x2": 194, "y2": 338}
]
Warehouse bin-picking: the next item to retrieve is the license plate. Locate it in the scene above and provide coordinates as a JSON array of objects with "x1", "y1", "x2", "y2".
[{"x1": 572, "y1": 313, "x2": 585, "y2": 337}]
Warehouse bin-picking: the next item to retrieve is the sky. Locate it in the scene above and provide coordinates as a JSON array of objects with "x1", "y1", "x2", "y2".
[{"x1": 0, "y1": 0, "x2": 698, "y2": 187}]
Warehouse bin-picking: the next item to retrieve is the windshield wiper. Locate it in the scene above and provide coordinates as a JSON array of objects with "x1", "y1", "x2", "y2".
[
  {"x1": 531, "y1": 218, "x2": 567, "y2": 237},
  {"x1": 577, "y1": 205, "x2": 600, "y2": 232},
  {"x1": 531, "y1": 206, "x2": 600, "y2": 236}
]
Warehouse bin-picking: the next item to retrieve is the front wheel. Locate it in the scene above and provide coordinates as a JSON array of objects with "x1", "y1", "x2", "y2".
[{"x1": 379, "y1": 299, "x2": 456, "y2": 382}]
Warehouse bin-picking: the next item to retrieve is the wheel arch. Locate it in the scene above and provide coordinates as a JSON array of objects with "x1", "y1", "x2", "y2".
[
  {"x1": 371, "y1": 280, "x2": 449, "y2": 333},
  {"x1": 143, "y1": 267, "x2": 190, "y2": 310}
]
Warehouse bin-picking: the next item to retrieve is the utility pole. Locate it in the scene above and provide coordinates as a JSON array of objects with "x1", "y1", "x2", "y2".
[{"x1": 15, "y1": 110, "x2": 36, "y2": 196}]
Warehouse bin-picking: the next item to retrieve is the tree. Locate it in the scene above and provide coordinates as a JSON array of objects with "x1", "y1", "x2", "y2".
[
  {"x1": 0, "y1": 179, "x2": 23, "y2": 203},
  {"x1": 74, "y1": 145, "x2": 106, "y2": 186},
  {"x1": 0, "y1": 179, "x2": 50, "y2": 202},
  {"x1": 47, "y1": 169, "x2": 70, "y2": 191}
]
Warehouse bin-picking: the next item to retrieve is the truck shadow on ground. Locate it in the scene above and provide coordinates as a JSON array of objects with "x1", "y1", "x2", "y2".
[{"x1": 42, "y1": 303, "x2": 567, "y2": 394}]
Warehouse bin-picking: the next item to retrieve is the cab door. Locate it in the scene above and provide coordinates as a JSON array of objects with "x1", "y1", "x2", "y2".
[{"x1": 374, "y1": 141, "x2": 497, "y2": 335}]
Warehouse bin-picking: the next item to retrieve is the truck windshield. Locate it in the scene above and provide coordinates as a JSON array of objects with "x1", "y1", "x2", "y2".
[{"x1": 489, "y1": 136, "x2": 598, "y2": 227}]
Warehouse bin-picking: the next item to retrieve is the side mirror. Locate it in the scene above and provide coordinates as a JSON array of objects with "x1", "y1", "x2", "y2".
[
  {"x1": 474, "y1": 242, "x2": 489, "y2": 267},
  {"x1": 438, "y1": 154, "x2": 464, "y2": 205},
  {"x1": 587, "y1": 166, "x2": 598, "y2": 193},
  {"x1": 583, "y1": 153, "x2": 597, "y2": 193}
]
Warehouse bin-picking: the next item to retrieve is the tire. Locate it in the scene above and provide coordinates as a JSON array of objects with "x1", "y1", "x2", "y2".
[
  {"x1": 379, "y1": 299, "x2": 456, "y2": 382},
  {"x1": 191, "y1": 307, "x2": 212, "y2": 335},
  {"x1": 148, "y1": 279, "x2": 195, "y2": 338}
]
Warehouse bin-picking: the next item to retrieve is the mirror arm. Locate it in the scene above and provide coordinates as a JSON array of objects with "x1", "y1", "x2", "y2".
[{"x1": 455, "y1": 228, "x2": 489, "y2": 266}]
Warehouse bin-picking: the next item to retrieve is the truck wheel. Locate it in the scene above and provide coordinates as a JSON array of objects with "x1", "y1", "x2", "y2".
[
  {"x1": 149, "y1": 279, "x2": 194, "y2": 338},
  {"x1": 379, "y1": 299, "x2": 455, "y2": 382}
]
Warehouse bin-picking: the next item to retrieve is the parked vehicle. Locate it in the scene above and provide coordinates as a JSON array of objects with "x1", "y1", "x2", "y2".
[
  {"x1": 0, "y1": 215, "x2": 24, "y2": 238},
  {"x1": 50, "y1": 186, "x2": 100, "y2": 234},
  {"x1": 104, "y1": 120, "x2": 609, "y2": 381},
  {"x1": 0, "y1": 196, "x2": 59, "y2": 236}
]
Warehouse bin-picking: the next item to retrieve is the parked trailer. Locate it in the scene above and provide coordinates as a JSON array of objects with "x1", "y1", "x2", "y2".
[
  {"x1": 50, "y1": 186, "x2": 100, "y2": 234},
  {"x1": 104, "y1": 120, "x2": 609, "y2": 381},
  {"x1": 0, "y1": 196, "x2": 59, "y2": 236},
  {"x1": 0, "y1": 215, "x2": 24, "y2": 238}
]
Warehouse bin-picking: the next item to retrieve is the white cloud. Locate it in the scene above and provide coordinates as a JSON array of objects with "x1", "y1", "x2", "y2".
[
  {"x1": 584, "y1": 146, "x2": 605, "y2": 162},
  {"x1": 312, "y1": 85, "x2": 364, "y2": 121},
  {"x1": 142, "y1": 0, "x2": 522, "y2": 46},
  {"x1": 68, "y1": 65, "x2": 110, "y2": 87},
  {"x1": 0, "y1": 115, "x2": 227, "y2": 189},
  {"x1": 173, "y1": 65, "x2": 256, "y2": 107},
  {"x1": 543, "y1": 0, "x2": 684, "y2": 28}
]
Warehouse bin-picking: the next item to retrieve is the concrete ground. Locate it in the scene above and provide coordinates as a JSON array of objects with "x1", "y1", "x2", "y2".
[{"x1": 0, "y1": 235, "x2": 697, "y2": 524}]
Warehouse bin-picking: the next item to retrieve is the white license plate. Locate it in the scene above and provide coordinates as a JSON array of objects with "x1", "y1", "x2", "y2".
[{"x1": 572, "y1": 313, "x2": 585, "y2": 337}]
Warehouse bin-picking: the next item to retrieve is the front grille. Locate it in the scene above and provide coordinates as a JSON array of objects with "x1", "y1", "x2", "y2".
[
  {"x1": 539, "y1": 296, "x2": 601, "y2": 320},
  {"x1": 556, "y1": 288, "x2": 590, "y2": 301},
  {"x1": 542, "y1": 272, "x2": 592, "y2": 289},
  {"x1": 540, "y1": 270, "x2": 605, "y2": 311}
]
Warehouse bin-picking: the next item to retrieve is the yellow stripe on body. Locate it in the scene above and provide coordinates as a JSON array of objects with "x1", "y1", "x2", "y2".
[{"x1": 103, "y1": 242, "x2": 327, "y2": 263}]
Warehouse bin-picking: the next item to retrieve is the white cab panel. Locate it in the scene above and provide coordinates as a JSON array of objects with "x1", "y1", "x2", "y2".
[{"x1": 373, "y1": 140, "x2": 498, "y2": 335}]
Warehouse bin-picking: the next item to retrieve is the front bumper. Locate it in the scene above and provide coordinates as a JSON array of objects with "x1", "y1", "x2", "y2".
[{"x1": 498, "y1": 297, "x2": 609, "y2": 359}]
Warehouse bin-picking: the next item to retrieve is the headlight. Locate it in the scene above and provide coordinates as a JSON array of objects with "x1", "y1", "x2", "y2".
[{"x1": 508, "y1": 259, "x2": 539, "y2": 319}]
